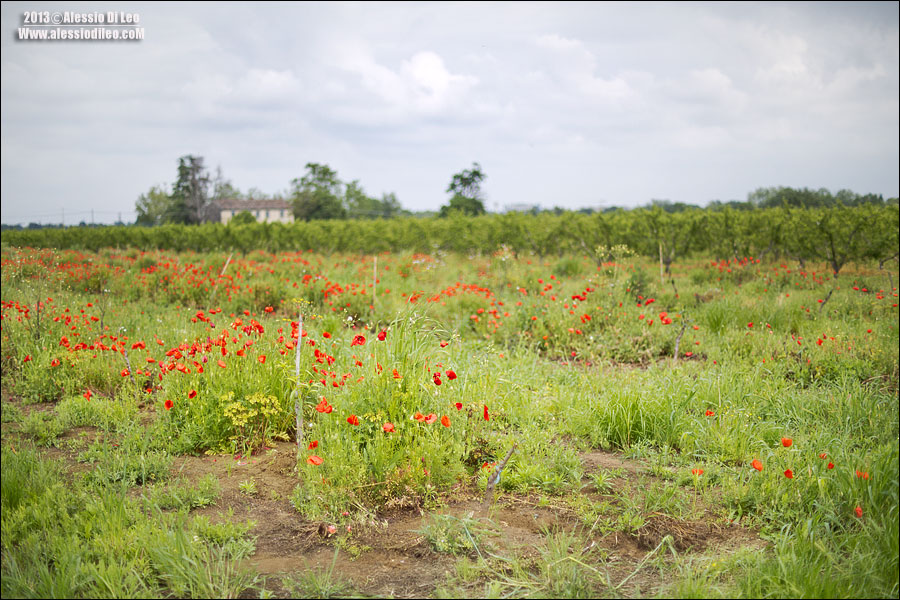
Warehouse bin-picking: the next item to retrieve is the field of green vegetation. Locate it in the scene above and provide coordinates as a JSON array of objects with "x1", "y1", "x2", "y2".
[{"x1": 1, "y1": 238, "x2": 897, "y2": 598}]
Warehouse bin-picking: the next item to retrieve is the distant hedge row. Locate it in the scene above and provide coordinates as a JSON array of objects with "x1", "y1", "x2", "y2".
[{"x1": 3, "y1": 205, "x2": 897, "y2": 273}]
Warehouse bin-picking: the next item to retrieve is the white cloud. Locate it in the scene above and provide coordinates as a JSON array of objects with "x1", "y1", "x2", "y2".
[
  {"x1": 534, "y1": 33, "x2": 637, "y2": 105},
  {"x1": 1, "y1": 2, "x2": 897, "y2": 223},
  {"x1": 326, "y1": 42, "x2": 478, "y2": 121}
]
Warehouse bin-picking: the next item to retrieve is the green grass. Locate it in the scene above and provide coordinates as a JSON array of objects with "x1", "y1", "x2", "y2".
[
  {"x1": 144, "y1": 473, "x2": 221, "y2": 510},
  {"x1": 0, "y1": 446, "x2": 259, "y2": 598},
  {"x1": 1, "y1": 246, "x2": 897, "y2": 598}
]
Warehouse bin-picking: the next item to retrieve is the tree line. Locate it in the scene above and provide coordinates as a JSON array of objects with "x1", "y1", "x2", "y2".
[
  {"x1": 4, "y1": 204, "x2": 897, "y2": 277},
  {"x1": 131, "y1": 156, "x2": 492, "y2": 226}
]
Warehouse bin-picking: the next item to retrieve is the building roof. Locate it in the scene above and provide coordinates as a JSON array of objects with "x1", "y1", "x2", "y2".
[{"x1": 214, "y1": 198, "x2": 291, "y2": 211}]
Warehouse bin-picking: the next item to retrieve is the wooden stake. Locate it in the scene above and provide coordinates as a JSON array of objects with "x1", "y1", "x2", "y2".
[
  {"x1": 210, "y1": 251, "x2": 233, "y2": 304},
  {"x1": 659, "y1": 242, "x2": 664, "y2": 285},
  {"x1": 295, "y1": 309, "x2": 304, "y2": 449}
]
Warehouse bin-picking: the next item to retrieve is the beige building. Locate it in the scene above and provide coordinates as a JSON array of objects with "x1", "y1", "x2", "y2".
[{"x1": 206, "y1": 198, "x2": 294, "y2": 224}]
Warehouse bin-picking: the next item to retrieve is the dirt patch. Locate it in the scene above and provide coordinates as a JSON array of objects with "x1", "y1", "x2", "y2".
[
  {"x1": 4, "y1": 404, "x2": 766, "y2": 598},
  {"x1": 173, "y1": 441, "x2": 300, "y2": 498},
  {"x1": 636, "y1": 513, "x2": 731, "y2": 552},
  {"x1": 581, "y1": 448, "x2": 646, "y2": 476},
  {"x1": 148, "y1": 444, "x2": 764, "y2": 597},
  {"x1": 247, "y1": 493, "x2": 586, "y2": 598},
  {"x1": 169, "y1": 442, "x2": 322, "y2": 556}
]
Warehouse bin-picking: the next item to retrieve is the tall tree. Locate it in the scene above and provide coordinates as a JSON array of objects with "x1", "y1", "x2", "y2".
[
  {"x1": 171, "y1": 155, "x2": 211, "y2": 224},
  {"x1": 291, "y1": 163, "x2": 346, "y2": 221},
  {"x1": 378, "y1": 192, "x2": 404, "y2": 218},
  {"x1": 344, "y1": 180, "x2": 380, "y2": 219},
  {"x1": 211, "y1": 165, "x2": 241, "y2": 202},
  {"x1": 440, "y1": 162, "x2": 487, "y2": 217},
  {"x1": 135, "y1": 184, "x2": 173, "y2": 227}
]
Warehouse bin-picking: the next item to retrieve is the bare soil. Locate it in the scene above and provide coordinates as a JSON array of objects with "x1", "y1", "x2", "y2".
[
  {"x1": 3, "y1": 396, "x2": 767, "y2": 598},
  {"x1": 170, "y1": 443, "x2": 764, "y2": 597}
]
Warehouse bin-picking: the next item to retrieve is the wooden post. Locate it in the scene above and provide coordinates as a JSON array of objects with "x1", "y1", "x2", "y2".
[
  {"x1": 210, "y1": 251, "x2": 233, "y2": 304},
  {"x1": 295, "y1": 309, "x2": 304, "y2": 449},
  {"x1": 658, "y1": 243, "x2": 664, "y2": 285}
]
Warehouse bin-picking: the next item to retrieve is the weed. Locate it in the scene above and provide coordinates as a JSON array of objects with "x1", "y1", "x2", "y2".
[
  {"x1": 417, "y1": 513, "x2": 499, "y2": 557},
  {"x1": 19, "y1": 411, "x2": 65, "y2": 447},
  {"x1": 586, "y1": 470, "x2": 614, "y2": 494},
  {"x1": 145, "y1": 473, "x2": 221, "y2": 510},
  {"x1": 1, "y1": 400, "x2": 23, "y2": 423},
  {"x1": 148, "y1": 524, "x2": 258, "y2": 597},
  {"x1": 191, "y1": 511, "x2": 257, "y2": 560},
  {"x1": 282, "y1": 547, "x2": 353, "y2": 598},
  {"x1": 239, "y1": 478, "x2": 259, "y2": 496}
]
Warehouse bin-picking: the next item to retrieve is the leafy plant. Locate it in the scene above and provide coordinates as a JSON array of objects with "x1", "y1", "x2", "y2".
[{"x1": 417, "y1": 513, "x2": 498, "y2": 557}]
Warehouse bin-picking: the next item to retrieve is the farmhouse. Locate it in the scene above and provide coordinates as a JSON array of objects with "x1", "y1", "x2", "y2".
[{"x1": 205, "y1": 198, "x2": 294, "y2": 224}]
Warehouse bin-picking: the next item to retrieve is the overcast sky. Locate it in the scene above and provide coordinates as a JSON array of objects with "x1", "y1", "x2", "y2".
[{"x1": 2, "y1": 1, "x2": 898, "y2": 225}]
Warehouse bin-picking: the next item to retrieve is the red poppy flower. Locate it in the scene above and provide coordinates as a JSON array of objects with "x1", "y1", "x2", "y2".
[
  {"x1": 446, "y1": 369, "x2": 457, "y2": 380},
  {"x1": 308, "y1": 440, "x2": 318, "y2": 449},
  {"x1": 351, "y1": 335, "x2": 366, "y2": 346},
  {"x1": 315, "y1": 397, "x2": 333, "y2": 413},
  {"x1": 121, "y1": 368, "x2": 130, "y2": 377},
  {"x1": 264, "y1": 306, "x2": 274, "y2": 313},
  {"x1": 781, "y1": 437, "x2": 792, "y2": 448},
  {"x1": 747, "y1": 322, "x2": 754, "y2": 329},
  {"x1": 455, "y1": 402, "x2": 462, "y2": 410},
  {"x1": 382, "y1": 422, "x2": 395, "y2": 433},
  {"x1": 441, "y1": 415, "x2": 450, "y2": 427},
  {"x1": 377, "y1": 330, "x2": 387, "y2": 341},
  {"x1": 705, "y1": 410, "x2": 715, "y2": 417},
  {"x1": 855, "y1": 470, "x2": 869, "y2": 480},
  {"x1": 827, "y1": 462, "x2": 834, "y2": 469},
  {"x1": 307, "y1": 455, "x2": 323, "y2": 466},
  {"x1": 414, "y1": 412, "x2": 426, "y2": 422},
  {"x1": 347, "y1": 414, "x2": 359, "y2": 426},
  {"x1": 83, "y1": 389, "x2": 92, "y2": 401},
  {"x1": 164, "y1": 399, "x2": 174, "y2": 410},
  {"x1": 217, "y1": 359, "x2": 226, "y2": 369},
  {"x1": 392, "y1": 369, "x2": 402, "y2": 379},
  {"x1": 855, "y1": 505, "x2": 863, "y2": 518},
  {"x1": 433, "y1": 373, "x2": 442, "y2": 385},
  {"x1": 784, "y1": 469, "x2": 794, "y2": 479},
  {"x1": 258, "y1": 355, "x2": 266, "y2": 363},
  {"x1": 189, "y1": 389, "x2": 197, "y2": 399},
  {"x1": 50, "y1": 358, "x2": 60, "y2": 367},
  {"x1": 483, "y1": 405, "x2": 489, "y2": 421},
  {"x1": 23, "y1": 355, "x2": 31, "y2": 363},
  {"x1": 751, "y1": 459, "x2": 763, "y2": 472},
  {"x1": 424, "y1": 413, "x2": 437, "y2": 424},
  {"x1": 323, "y1": 332, "x2": 331, "y2": 339},
  {"x1": 691, "y1": 468, "x2": 704, "y2": 476},
  {"x1": 819, "y1": 452, "x2": 827, "y2": 459},
  {"x1": 440, "y1": 341, "x2": 449, "y2": 347}
]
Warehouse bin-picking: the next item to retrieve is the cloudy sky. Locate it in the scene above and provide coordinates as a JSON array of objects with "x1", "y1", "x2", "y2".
[{"x1": 1, "y1": 2, "x2": 898, "y2": 225}]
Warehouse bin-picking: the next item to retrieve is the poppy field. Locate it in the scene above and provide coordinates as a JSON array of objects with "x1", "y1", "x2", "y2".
[{"x1": 1, "y1": 242, "x2": 898, "y2": 598}]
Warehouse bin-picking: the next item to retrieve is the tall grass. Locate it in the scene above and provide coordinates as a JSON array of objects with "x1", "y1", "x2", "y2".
[{"x1": 1, "y1": 245, "x2": 896, "y2": 598}]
